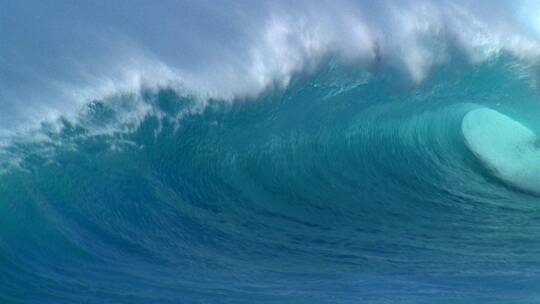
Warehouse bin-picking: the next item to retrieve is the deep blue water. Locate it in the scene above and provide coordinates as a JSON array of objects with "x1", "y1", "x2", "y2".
[{"x1": 1, "y1": 55, "x2": 540, "y2": 303}]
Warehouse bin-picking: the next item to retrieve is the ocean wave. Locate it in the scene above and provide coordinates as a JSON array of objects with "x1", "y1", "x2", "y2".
[
  {"x1": 3, "y1": 55, "x2": 540, "y2": 302},
  {"x1": 3, "y1": 2, "x2": 540, "y2": 303}
]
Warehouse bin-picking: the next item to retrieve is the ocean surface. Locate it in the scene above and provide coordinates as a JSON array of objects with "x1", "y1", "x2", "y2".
[{"x1": 1, "y1": 1, "x2": 540, "y2": 303}]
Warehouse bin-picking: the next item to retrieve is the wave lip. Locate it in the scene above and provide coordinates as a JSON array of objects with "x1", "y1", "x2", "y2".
[
  {"x1": 4, "y1": 0, "x2": 540, "y2": 140},
  {"x1": 462, "y1": 107, "x2": 540, "y2": 194}
]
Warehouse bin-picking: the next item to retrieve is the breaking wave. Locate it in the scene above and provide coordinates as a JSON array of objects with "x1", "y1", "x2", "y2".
[{"x1": 2, "y1": 1, "x2": 540, "y2": 303}]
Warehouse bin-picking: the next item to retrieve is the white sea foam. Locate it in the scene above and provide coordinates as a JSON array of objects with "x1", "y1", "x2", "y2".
[{"x1": 2, "y1": 0, "x2": 540, "y2": 138}]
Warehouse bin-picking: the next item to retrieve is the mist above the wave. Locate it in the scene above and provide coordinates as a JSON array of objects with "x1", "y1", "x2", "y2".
[{"x1": 1, "y1": 0, "x2": 540, "y2": 136}]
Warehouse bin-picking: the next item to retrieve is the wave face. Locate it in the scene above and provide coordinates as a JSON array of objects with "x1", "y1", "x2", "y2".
[
  {"x1": 3, "y1": 1, "x2": 540, "y2": 304},
  {"x1": 2, "y1": 56, "x2": 540, "y2": 303}
]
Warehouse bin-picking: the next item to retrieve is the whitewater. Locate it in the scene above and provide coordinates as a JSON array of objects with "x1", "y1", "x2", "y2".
[{"x1": 1, "y1": 1, "x2": 540, "y2": 303}]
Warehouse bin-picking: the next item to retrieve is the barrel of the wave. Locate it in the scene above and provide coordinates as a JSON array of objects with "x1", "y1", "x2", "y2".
[{"x1": 461, "y1": 107, "x2": 540, "y2": 194}]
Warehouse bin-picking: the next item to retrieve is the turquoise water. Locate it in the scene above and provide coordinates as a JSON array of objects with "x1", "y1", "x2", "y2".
[
  {"x1": 3, "y1": 1, "x2": 540, "y2": 302},
  {"x1": 1, "y1": 56, "x2": 540, "y2": 303}
]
